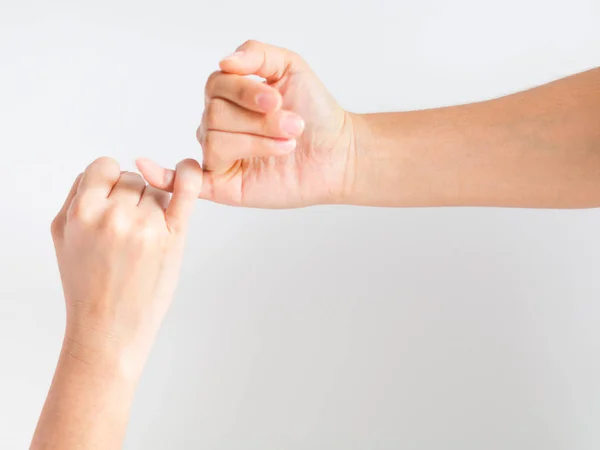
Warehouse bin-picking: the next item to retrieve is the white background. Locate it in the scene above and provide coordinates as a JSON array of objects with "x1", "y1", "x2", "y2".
[{"x1": 1, "y1": 0, "x2": 599, "y2": 448}]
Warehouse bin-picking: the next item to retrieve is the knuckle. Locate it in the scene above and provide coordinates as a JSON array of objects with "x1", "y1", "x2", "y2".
[
  {"x1": 205, "y1": 100, "x2": 217, "y2": 129},
  {"x1": 240, "y1": 39, "x2": 260, "y2": 50},
  {"x1": 196, "y1": 122, "x2": 204, "y2": 144},
  {"x1": 235, "y1": 83, "x2": 247, "y2": 103},
  {"x1": 284, "y1": 47, "x2": 300, "y2": 61},
  {"x1": 205, "y1": 71, "x2": 221, "y2": 97},
  {"x1": 136, "y1": 217, "x2": 161, "y2": 244},
  {"x1": 68, "y1": 198, "x2": 95, "y2": 225},
  {"x1": 126, "y1": 172, "x2": 145, "y2": 185},
  {"x1": 50, "y1": 217, "x2": 62, "y2": 237},
  {"x1": 287, "y1": 50, "x2": 304, "y2": 68},
  {"x1": 102, "y1": 206, "x2": 134, "y2": 238},
  {"x1": 205, "y1": 98, "x2": 226, "y2": 129},
  {"x1": 203, "y1": 131, "x2": 228, "y2": 157},
  {"x1": 203, "y1": 130, "x2": 219, "y2": 151},
  {"x1": 86, "y1": 156, "x2": 120, "y2": 177}
]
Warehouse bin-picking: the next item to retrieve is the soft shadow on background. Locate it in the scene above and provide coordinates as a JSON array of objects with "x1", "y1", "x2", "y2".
[{"x1": 1, "y1": 1, "x2": 599, "y2": 449}]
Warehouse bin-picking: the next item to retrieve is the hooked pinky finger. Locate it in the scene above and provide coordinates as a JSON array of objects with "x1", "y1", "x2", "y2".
[
  {"x1": 136, "y1": 158, "x2": 214, "y2": 201},
  {"x1": 165, "y1": 159, "x2": 203, "y2": 233},
  {"x1": 136, "y1": 158, "x2": 175, "y2": 192}
]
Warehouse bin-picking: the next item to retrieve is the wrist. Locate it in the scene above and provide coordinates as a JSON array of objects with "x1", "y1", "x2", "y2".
[
  {"x1": 338, "y1": 112, "x2": 373, "y2": 206},
  {"x1": 63, "y1": 324, "x2": 152, "y2": 382},
  {"x1": 337, "y1": 111, "x2": 436, "y2": 208}
]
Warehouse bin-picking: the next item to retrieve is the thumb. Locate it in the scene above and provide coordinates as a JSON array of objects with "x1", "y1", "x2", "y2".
[
  {"x1": 136, "y1": 157, "x2": 213, "y2": 202},
  {"x1": 219, "y1": 40, "x2": 306, "y2": 83}
]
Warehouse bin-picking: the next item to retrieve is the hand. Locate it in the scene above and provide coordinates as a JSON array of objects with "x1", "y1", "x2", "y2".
[
  {"x1": 50, "y1": 157, "x2": 202, "y2": 375},
  {"x1": 137, "y1": 40, "x2": 356, "y2": 208}
]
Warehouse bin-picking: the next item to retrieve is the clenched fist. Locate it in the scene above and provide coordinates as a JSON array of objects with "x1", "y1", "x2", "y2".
[
  {"x1": 137, "y1": 40, "x2": 356, "y2": 208},
  {"x1": 51, "y1": 157, "x2": 202, "y2": 374}
]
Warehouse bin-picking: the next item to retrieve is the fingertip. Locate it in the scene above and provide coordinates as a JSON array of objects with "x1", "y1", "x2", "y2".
[
  {"x1": 136, "y1": 157, "x2": 157, "y2": 183},
  {"x1": 221, "y1": 50, "x2": 245, "y2": 62},
  {"x1": 218, "y1": 60, "x2": 231, "y2": 72},
  {"x1": 219, "y1": 51, "x2": 247, "y2": 73},
  {"x1": 135, "y1": 157, "x2": 155, "y2": 172},
  {"x1": 136, "y1": 157, "x2": 174, "y2": 191}
]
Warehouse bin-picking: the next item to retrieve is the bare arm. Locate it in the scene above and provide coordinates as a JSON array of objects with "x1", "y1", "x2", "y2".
[
  {"x1": 347, "y1": 67, "x2": 600, "y2": 208},
  {"x1": 31, "y1": 338, "x2": 139, "y2": 449},
  {"x1": 31, "y1": 158, "x2": 202, "y2": 449},
  {"x1": 136, "y1": 45, "x2": 600, "y2": 211}
]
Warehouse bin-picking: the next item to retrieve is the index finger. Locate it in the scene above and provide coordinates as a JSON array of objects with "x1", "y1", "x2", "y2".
[
  {"x1": 58, "y1": 173, "x2": 83, "y2": 219},
  {"x1": 51, "y1": 172, "x2": 83, "y2": 236},
  {"x1": 219, "y1": 40, "x2": 304, "y2": 83},
  {"x1": 78, "y1": 157, "x2": 122, "y2": 201},
  {"x1": 205, "y1": 72, "x2": 282, "y2": 114},
  {"x1": 165, "y1": 159, "x2": 203, "y2": 234}
]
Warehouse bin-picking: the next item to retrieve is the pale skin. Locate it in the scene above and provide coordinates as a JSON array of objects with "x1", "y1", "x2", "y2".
[
  {"x1": 33, "y1": 40, "x2": 599, "y2": 448},
  {"x1": 136, "y1": 40, "x2": 600, "y2": 209},
  {"x1": 31, "y1": 157, "x2": 202, "y2": 449}
]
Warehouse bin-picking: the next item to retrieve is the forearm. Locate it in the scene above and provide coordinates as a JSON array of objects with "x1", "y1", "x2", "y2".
[
  {"x1": 30, "y1": 334, "x2": 142, "y2": 449},
  {"x1": 37, "y1": 157, "x2": 198, "y2": 448},
  {"x1": 346, "y1": 67, "x2": 600, "y2": 208}
]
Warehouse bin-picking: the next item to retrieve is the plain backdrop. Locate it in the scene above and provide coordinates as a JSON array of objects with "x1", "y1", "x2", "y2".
[{"x1": 1, "y1": 0, "x2": 599, "y2": 449}]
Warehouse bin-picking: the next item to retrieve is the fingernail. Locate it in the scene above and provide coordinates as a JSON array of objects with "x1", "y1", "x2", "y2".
[
  {"x1": 280, "y1": 114, "x2": 305, "y2": 136},
  {"x1": 256, "y1": 93, "x2": 279, "y2": 111},
  {"x1": 276, "y1": 139, "x2": 296, "y2": 153},
  {"x1": 222, "y1": 50, "x2": 245, "y2": 61}
]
